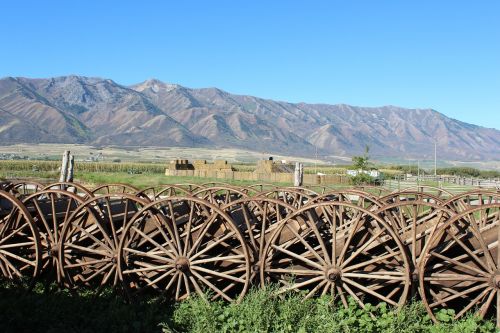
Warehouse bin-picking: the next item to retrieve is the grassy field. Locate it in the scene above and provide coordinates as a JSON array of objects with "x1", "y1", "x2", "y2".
[
  {"x1": 0, "y1": 159, "x2": 348, "y2": 188},
  {"x1": 0, "y1": 282, "x2": 495, "y2": 333},
  {"x1": 0, "y1": 167, "x2": 294, "y2": 189}
]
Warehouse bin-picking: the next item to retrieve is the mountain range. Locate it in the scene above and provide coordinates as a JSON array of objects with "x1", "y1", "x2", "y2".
[{"x1": 0, "y1": 75, "x2": 498, "y2": 160}]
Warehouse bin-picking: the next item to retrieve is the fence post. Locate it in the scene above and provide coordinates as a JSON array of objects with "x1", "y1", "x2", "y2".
[
  {"x1": 66, "y1": 154, "x2": 75, "y2": 182},
  {"x1": 299, "y1": 163, "x2": 304, "y2": 186},
  {"x1": 294, "y1": 162, "x2": 303, "y2": 186},
  {"x1": 59, "y1": 150, "x2": 70, "y2": 183}
]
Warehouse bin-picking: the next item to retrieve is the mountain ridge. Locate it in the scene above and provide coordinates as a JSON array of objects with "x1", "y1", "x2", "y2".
[{"x1": 0, "y1": 75, "x2": 498, "y2": 161}]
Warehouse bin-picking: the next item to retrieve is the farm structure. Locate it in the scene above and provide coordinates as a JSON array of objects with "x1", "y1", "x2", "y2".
[
  {"x1": 165, "y1": 159, "x2": 349, "y2": 185},
  {"x1": 1, "y1": 180, "x2": 500, "y2": 325}
]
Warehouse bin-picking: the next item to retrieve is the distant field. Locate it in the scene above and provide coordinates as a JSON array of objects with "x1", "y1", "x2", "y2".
[
  {"x1": 1, "y1": 143, "x2": 497, "y2": 191},
  {"x1": 0, "y1": 143, "x2": 340, "y2": 165},
  {"x1": 2, "y1": 143, "x2": 499, "y2": 171}
]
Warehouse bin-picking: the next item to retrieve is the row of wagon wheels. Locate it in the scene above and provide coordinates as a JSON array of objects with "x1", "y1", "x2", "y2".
[{"x1": 1, "y1": 180, "x2": 500, "y2": 324}]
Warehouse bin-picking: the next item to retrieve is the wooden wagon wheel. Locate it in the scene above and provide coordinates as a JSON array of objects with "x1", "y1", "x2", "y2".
[
  {"x1": 379, "y1": 191, "x2": 444, "y2": 205},
  {"x1": 42, "y1": 182, "x2": 94, "y2": 200},
  {"x1": 91, "y1": 183, "x2": 140, "y2": 195},
  {"x1": 0, "y1": 190, "x2": 41, "y2": 282},
  {"x1": 444, "y1": 190, "x2": 500, "y2": 213},
  {"x1": 221, "y1": 198, "x2": 296, "y2": 282},
  {"x1": 5, "y1": 180, "x2": 44, "y2": 199},
  {"x1": 193, "y1": 186, "x2": 249, "y2": 206},
  {"x1": 58, "y1": 194, "x2": 148, "y2": 290},
  {"x1": 136, "y1": 185, "x2": 192, "y2": 202},
  {"x1": 258, "y1": 187, "x2": 312, "y2": 209},
  {"x1": 261, "y1": 202, "x2": 411, "y2": 307},
  {"x1": 419, "y1": 204, "x2": 500, "y2": 325},
  {"x1": 118, "y1": 197, "x2": 251, "y2": 302},
  {"x1": 22, "y1": 190, "x2": 86, "y2": 284},
  {"x1": 398, "y1": 185, "x2": 453, "y2": 200},
  {"x1": 376, "y1": 200, "x2": 454, "y2": 295},
  {"x1": 308, "y1": 190, "x2": 384, "y2": 211}
]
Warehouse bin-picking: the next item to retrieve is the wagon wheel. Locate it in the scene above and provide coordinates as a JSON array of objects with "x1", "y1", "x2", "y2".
[
  {"x1": 118, "y1": 197, "x2": 251, "y2": 302},
  {"x1": 5, "y1": 180, "x2": 44, "y2": 199},
  {"x1": 221, "y1": 198, "x2": 296, "y2": 283},
  {"x1": 444, "y1": 190, "x2": 500, "y2": 213},
  {"x1": 353, "y1": 185, "x2": 391, "y2": 197},
  {"x1": 261, "y1": 202, "x2": 411, "y2": 307},
  {"x1": 193, "y1": 186, "x2": 249, "y2": 206},
  {"x1": 91, "y1": 183, "x2": 140, "y2": 195},
  {"x1": 419, "y1": 204, "x2": 500, "y2": 325},
  {"x1": 42, "y1": 182, "x2": 94, "y2": 200},
  {"x1": 0, "y1": 190, "x2": 41, "y2": 282},
  {"x1": 376, "y1": 201, "x2": 454, "y2": 295},
  {"x1": 258, "y1": 188, "x2": 312, "y2": 209},
  {"x1": 22, "y1": 190, "x2": 86, "y2": 284},
  {"x1": 58, "y1": 194, "x2": 148, "y2": 290},
  {"x1": 308, "y1": 190, "x2": 384, "y2": 211},
  {"x1": 247, "y1": 184, "x2": 278, "y2": 192},
  {"x1": 137, "y1": 185, "x2": 192, "y2": 202},
  {"x1": 379, "y1": 191, "x2": 444, "y2": 205},
  {"x1": 399, "y1": 185, "x2": 453, "y2": 200}
]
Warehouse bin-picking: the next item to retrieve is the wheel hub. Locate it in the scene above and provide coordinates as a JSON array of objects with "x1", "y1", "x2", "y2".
[
  {"x1": 175, "y1": 257, "x2": 190, "y2": 272},
  {"x1": 48, "y1": 246, "x2": 58, "y2": 257},
  {"x1": 326, "y1": 267, "x2": 341, "y2": 282},
  {"x1": 493, "y1": 274, "x2": 500, "y2": 289}
]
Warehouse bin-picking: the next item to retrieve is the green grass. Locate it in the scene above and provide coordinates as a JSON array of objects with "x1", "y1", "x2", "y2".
[
  {"x1": 75, "y1": 172, "x2": 292, "y2": 189},
  {"x1": 0, "y1": 168, "x2": 294, "y2": 189},
  {"x1": 0, "y1": 282, "x2": 495, "y2": 333}
]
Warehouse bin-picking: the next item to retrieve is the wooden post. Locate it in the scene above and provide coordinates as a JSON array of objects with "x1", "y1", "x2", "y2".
[
  {"x1": 59, "y1": 151, "x2": 70, "y2": 183},
  {"x1": 294, "y1": 162, "x2": 300, "y2": 186},
  {"x1": 66, "y1": 154, "x2": 75, "y2": 182},
  {"x1": 299, "y1": 163, "x2": 303, "y2": 186}
]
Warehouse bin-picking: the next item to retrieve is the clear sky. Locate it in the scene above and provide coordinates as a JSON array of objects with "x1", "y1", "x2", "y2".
[{"x1": 1, "y1": 0, "x2": 498, "y2": 129}]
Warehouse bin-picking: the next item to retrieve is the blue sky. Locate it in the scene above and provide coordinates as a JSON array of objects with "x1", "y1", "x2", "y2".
[{"x1": 1, "y1": 1, "x2": 498, "y2": 129}]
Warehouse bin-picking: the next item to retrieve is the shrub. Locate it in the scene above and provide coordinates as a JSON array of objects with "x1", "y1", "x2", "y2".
[
  {"x1": 164, "y1": 288, "x2": 496, "y2": 333},
  {"x1": 350, "y1": 172, "x2": 375, "y2": 185}
]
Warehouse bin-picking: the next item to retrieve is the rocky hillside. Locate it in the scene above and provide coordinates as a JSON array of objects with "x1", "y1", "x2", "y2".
[{"x1": 1, "y1": 75, "x2": 498, "y2": 160}]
